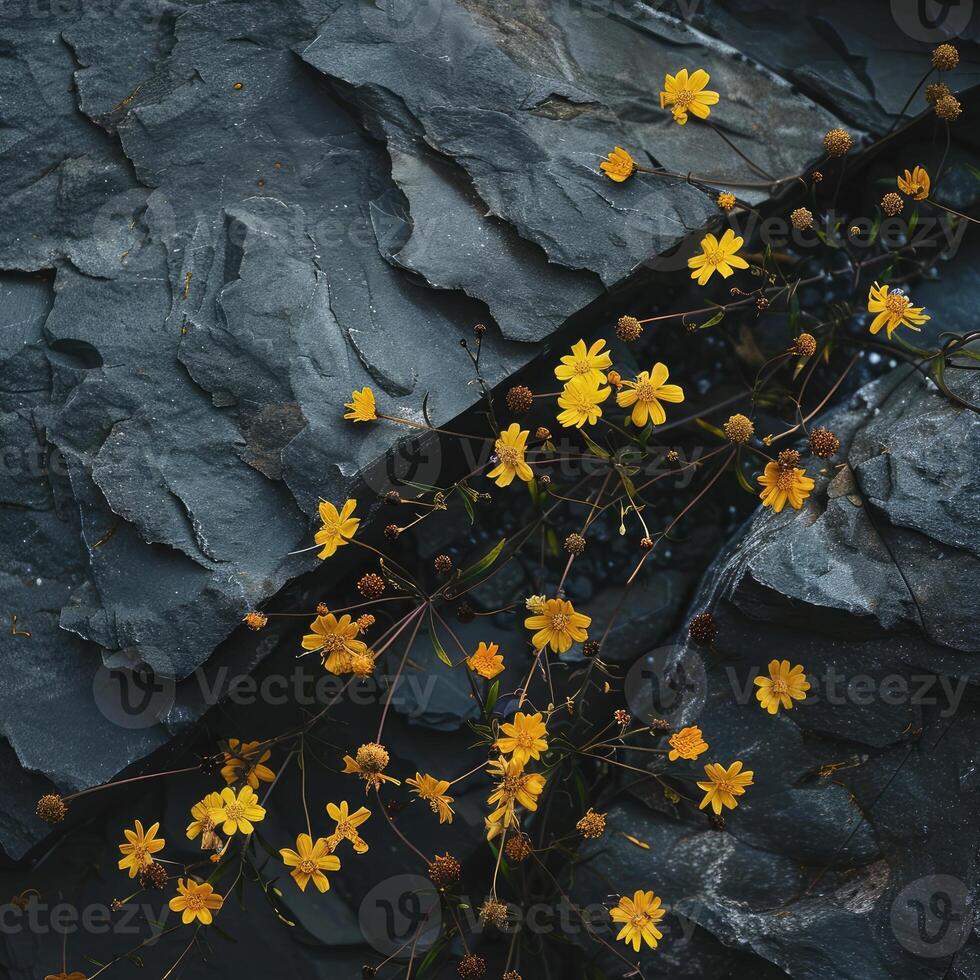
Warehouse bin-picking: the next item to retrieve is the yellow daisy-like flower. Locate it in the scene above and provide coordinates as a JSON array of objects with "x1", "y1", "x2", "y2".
[
  {"x1": 467, "y1": 641, "x2": 505, "y2": 679},
  {"x1": 697, "y1": 761, "x2": 754, "y2": 815},
  {"x1": 406, "y1": 773, "x2": 455, "y2": 824},
  {"x1": 495, "y1": 711, "x2": 549, "y2": 766},
  {"x1": 616, "y1": 362, "x2": 684, "y2": 427},
  {"x1": 754, "y1": 659, "x2": 810, "y2": 714},
  {"x1": 221, "y1": 739, "x2": 275, "y2": 789},
  {"x1": 343, "y1": 387, "x2": 377, "y2": 422},
  {"x1": 554, "y1": 338, "x2": 613, "y2": 386},
  {"x1": 485, "y1": 756, "x2": 547, "y2": 840},
  {"x1": 216, "y1": 785, "x2": 267, "y2": 836},
  {"x1": 487, "y1": 423, "x2": 534, "y2": 488},
  {"x1": 186, "y1": 792, "x2": 225, "y2": 849},
  {"x1": 867, "y1": 282, "x2": 930, "y2": 339},
  {"x1": 302, "y1": 612, "x2": 369, "y2": 674},
  {"x1": 169, "y1": 878, "x2": 224, "y2": 925},
  {"x1": 342, "y1": 741, "x2": 401, "y2": 792},
  {"x1": 524, "y1": 597, "x2": 591, "y2": 654},
  {"x1": 325, "y1": 800, "x2": 371, "y2": 854},
  {"x1": 314, "y1": 498, "x2": 359, "y2": 559},
  {"x1": 600, "y1": 146, "x2": 636, "y2": 182},
  {"x1": 667, "y1": 725, "x2": 708, "y2": 762},
  {"x1": 610, "y1": 890, "x2": 666, "y2": 952},
  {"x1": 117, "y1": 820, "x2": 165, "y2": 878},
  {"x1": 717, "y1": 191, "x2": 736, "y2": 211},
  {"x1": 688, "y1": 229, "x2": 749, "y2": 285},
  {"x1": 897, "y1": 166, "x2": 930, "y2": 201},
  {"x1": 556, "y1": 375, "x2": 611, "y2": 428},
  {"x1": 660, "y1": 68, "x2": 719, "y2": 125},
  {"x1": 757, "y1": 461, "x2": 815, "y2": 513},
  {"x1": 279, "y1": 833, "x2": 341, "y2": 892}
]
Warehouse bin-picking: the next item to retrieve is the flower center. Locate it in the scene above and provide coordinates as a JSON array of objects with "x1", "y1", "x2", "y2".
[
  {"x1": 298, "y1": 859, "x2": 318, "y2": 875},
  {"x1": 496, "y1": 444, "x2": 522, "y2": 467},
  {"x1": 514, "y1": 731, "x2": 535, "y2": 749},
  {"x1": 320, "y1": 632, "x2": 347, "y2": 652},
  {"x1": 713, "y1": 778, "x2": 738, "y2": 794},
  {"x1": 224, "y1": 802, "x2": 245, "y2": 822},
  {"x1": 184, "y1": 891, "x2": 206, "y2": 911},
  {"x1": 573, "y1": 359, "x2": 592, "y2": 375},
  {"x1": 549, "y1": 612, "x2": 569, "y2": 632},
  {"x1": 704, "y1": 247, "x2": 727, "y2": 266},
  {"x1": 635, "y1": 381, "x2": 658, "y2": 403},
  {"x1": 673, "y1": 89, "x2": 695, "y2": 109},
  {"x1": 884, "y1": 291, "x2": 910, "y2": 316},
  {"x1": 502, "y1": 773, "x2": 529, "y2": 797},
  {"x1": 771, "y1": 678, "x2": 789, "y2": 695},
  {"x1": 132, "y1": 845, "x2": 149, "y2": 865},
  {"x1": 776, "y1": 469, "x2": 797, "y2": 491},
  {"x1": 630, "y1": 911, "x2": 651, "y2": 928}
]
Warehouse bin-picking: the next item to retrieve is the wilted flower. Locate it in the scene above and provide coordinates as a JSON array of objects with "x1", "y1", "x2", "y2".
[
  {"x1": 485, "y1": 756, "x2": 546, "y2": 840},
  {"x1": 467, "y1": 641, "x2": 505, "y2": 679},
  {"x1": 668, "y1": 726, "x2": 708, "y2": 761},
  {"x1": 325, "y1": 800, "x2": 371, "y2": 854},
  {"x1": 897, "y1": 166, "x2": 930, "y2": 201},
  {"x1": 406, "y1": 773, "x2": 455, "y2": 823},
  {"x1": 343, "y1": 742, "x2": 400, "y2": 792},
  {"x1": 344, "y1": 387, "x2": 377, "y2": 422},
  {"x1": 221, "y1": 739, "x2": 275, "y2": 789},
  {"x1": 600, "y1": 146, "x2": 636, "y2": 182},
  {"x1": 314, "y1": 498, "x2": 359, "y2": 559}
]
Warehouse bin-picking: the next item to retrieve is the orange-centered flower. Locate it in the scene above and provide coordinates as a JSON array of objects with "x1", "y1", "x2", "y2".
[
  {"x1": 524, "y1": 597, "x2": 591, "y2": 654},
  {"x1": 406, "y1": 773, "x2": 455, "y2": 823},
  {"x1": 216, "y1": 785, "x2": 267, "y2": 835},
  {"x1": 616, "y1": 362, "x2": 684, "y2": 427},
  {"x1": 485, "y1": 756, "x2": 547, "y2": 840},
  {"x1": 169, "y1": 878, "x2": 224, "y2": 925},
  {"x1": 221, "y1": 739, "x2": 275, "y2": 789},
  {"x1": 600, "y1": 146, "x2": 636, "y2": 182},
  {"x1": 487, "y1": 423, "x2": 534, "y2": 487},
  {"x1": 314, "y1": 498, "x2": 359, "y2": 559},
  {"x1": 660, "y1": 68, "x2": 719, "y2": 125},
  {"x1": 555, "y1": 338, "x2": 612, "y2": 386},
  {"x1": 754, "y1": 659, "x2": 810, "y2": 714},
  {"x1": 688, "y1": 229, "x2": 749, "y2": 285},
  {"x1": 697, "y1": 761, "x2": 754, "y2": 815},
  {"x1": 757, "y1": 461, "x2": 815, "y2": 513},
  {"x1": 495, "y1": 711, "x2": 549, "y2": 766},
  {"x1": 343, "y1": 387, "x2": 377, "y2": 422},
  {"x1": 302, "y1": 612, "x2": 369, "y2": 674},
  {"x1": 467, "y1": 641, "x2": 505, "y2": 679},
  {"x1": 867, "y1": 282, "x2": 930, "y2": 339},
  {"x1": 610, "y1": 890, "x2": 666, "y2": 951},
  {"x1": 325, "y1": 800, "x2": 371, "y2": 853},
  {"x1": 117, "y1": 820, "x2": 165, "y2": 878},
  {"x1": 279, "y1": 833, "x2": 340, "y2": 892},
  {"x1": 556, "y1": 375, "x2": 611, "y2": 428},
  {"x1": 897, "y1": 165, "x2": 930, "y2": 201},
  {"x1": 667, "y1": 725, "x2": 708, "y2": 762},
  {"x1": 186, "y1": 792, "x2": 226, "y2": 851}
]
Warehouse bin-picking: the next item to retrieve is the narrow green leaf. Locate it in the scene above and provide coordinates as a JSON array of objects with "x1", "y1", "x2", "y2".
[
  {"x1": 456, "y1": 537, "x2": 506, "y2": 585},
  {"x1": 580, "y1": 429, "x2": 610, "y2": 459},
  {"x1": 694, "y1": 417, "x2": 726, "y2": 440},
  {"x1": 429, "y1": 612, "x2": 454, "y2": 668}
]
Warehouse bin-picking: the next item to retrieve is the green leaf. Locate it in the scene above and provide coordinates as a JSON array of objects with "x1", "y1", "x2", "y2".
[
  {"x1": 485, "y1": 679, "x2": 500, "y2": 717},
  {"x1": 697, "y1": 309, "x2": 725, "y2": 330},
  {"x1": 455, "y1": 537, "x2": 506, "y2": 586},
  {"x1": 694, "y1": 417, "x2": 726, "y2": 440},
  {"x1": 429, "y1": 613, "x2": 454, "y2": 668},
  {"x1": 580, "y1": 428, "x2": 610, "y2": 459},
  {"x1": 458, "y1": 484, "x2": 475, "y2": 525},
  {"x1": 908, "y1": 208, "x2": 919, "y2": 235},
  {"x1": 734, "y1": 455, "x2": 758, "y2": 496},
  {"x1": 546, "y1": 526, "x2": 559, "y2": 557}
]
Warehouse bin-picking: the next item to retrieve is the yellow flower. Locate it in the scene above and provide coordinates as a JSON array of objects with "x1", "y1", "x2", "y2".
[
  {"x1": 610, "y1": 890, "x2": 666, "y2": 951},
  {"x1": 487, "y1": 423, "x2": 533, "y2": 487},
  {"x1": 688, "y1": 229, "x2": 749, "y2": 285},
  {"x1": 616, "y1": 362, "x2": 684, "y2": 427},
  {"x1": 867, "y1": 282, "x2": 930, "y2": 339},
  {"x1": 667, "y1": 726, "x2": 708, "y2": 762},
  {"x1": 495, "y1": 711, "x2": 549, "y2": 766},
  {"x1": 342, "y1": 741, "x2": 401, "y2": 792},
  {"x1": 221, "y1": 739, "x2": 275, "y2": 789},
  {"x1": 757, "y1": 461, "x2": 815, "y2": 513},
  {"x1": 524, "y1": 597, "x2": 591, "y2": 654},
  {"x1": 325, "y1": 800, "x2": 371, "y2": 853},
  {"x1": 717, "y1": 191, "x2": 736, "y2": 211},
  {"x1": 343, "y1": 387, "x2": 377, "y2": 422},
  {"x1": 117, "y1": 820, "x2": 165, "y2": 878},
  {"x1": 556, "y1": 375, "x2": 611, "y2": 428},
  {"x1": 186, "y1": 792, "x2": 225, "y2": 850},
  {"x1": 169, "y1": 878, "x2": 224, "y2": 925},
  {"x1": 406, "y1": 773, "x2": 455, "y2": 823},
  {"x1": 216, "y1": 785, "x2": 267, "y2": 835},
  {"x1": 314, "y1": 498, "x2": 359, "y2": 559},
  {"x1": 302, "y1": 612, "x2": 369, "y2": 674},
  {"x1": 754, "y1": 659, "x2": 810, "y2": 714},
  {"x1": 279, "y1": 833, "x2": 340, "y2": 892},
  {"x1": 485, "y1": 756, "x2": 547, "y2": 840},
  {"x1": 525, "y1": 595, "x2": 547, "y2": 614},
  {"x1": 660, "y1": 68, "x2": 719, "y2": 125},
  {"x1": 467, "y1": 641, "x2": 505, "y2": 679},
  {"x1": 554, "y1": 338, "x2": 613, "y2": 386},
  {"x1": 897, "y1": 166, "x2": 930, "y2": 201},
  {"x1": 697, "y1": 761, "x2": 754, "y2": 815},
  {"x1": 600, "y1": 146, "x2": 636, "y2": 182}
]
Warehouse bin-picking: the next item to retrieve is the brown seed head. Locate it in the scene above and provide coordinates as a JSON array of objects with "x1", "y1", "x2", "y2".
[
  {"x1": 455, "y1": 601, "x2": 475, "y2": 624},
  {"x1": 823, "y1": 128, "x2": 852, "y2": 156},
  {"x1": 357, "y1": 573, "x2": 386, "y2": 600},
  {"x1": 649, "y1": 717, "x2": 671, "y2": 733},
  {"x1": 384, "y1": 524, "x2": 401, "y2": 541},
  {"x1": 383, "y1": 490, "x2": 401, "y2": 505},
  {"x1": 139, "y1": 862, "x2": 169, "y2": 890},
  {"x1": 881, "y1": 192, "x2": 904, "y2": 217},
  {"x1": 723, "y1": 413, "x2": 754, "y2": 444},
  {"x1": 564, "y1": 532, "x2": 586, "y2": 556},
  {"x1": 582, "y1": 639, "x2": 600, "y2": 657},
  {"x1": 811, "y1": 171, "x2": 824, "y2": 182},
  {"x1": 506, "y1": 385, "x2": 534, "y2": 414},
  {"x1": 926, "y1": 82, "x2": 951, "y2": 105},
  {"x1": 935, "y1": 94, "x2": 962, "y2": 120},
  {"x1": 505, "y1": 834, "x2": 532, "y2": 863},
  {"x1": 778, "y1": 449, "x2": 801, "y2": 470},
  {"x1": 503, "y1": 972, "x2": 523, "y2": 980},
  {"x1": 808, "y1": 427, "x2": 840, "y2": 458},
  {"x1": 665, "y1": 449, "x2": 679, "y2": 463},
  {"x1": 639, "y1": 536, "x2": 654, "y2": 550},
  {"x1": 535, "y1": 426, "x2": 551, "y2": 441},
  {"x1": 355, "y1": 742, "x2": 390, "y2": 773},
  {"x1": 793, "y1": 333, "x2": 817, "y2": 358},
  {"x1": 473, "y1": 323, "x2": 488, "y2": 338},
  {"x1": 576, "y1": 808, "x2": 607, "y2": 840},
  {"x1": 616, "y1": 315, "x2": 643, "y2": 342},
  {"x1": 932, "y1": 43, "x2": 959, "y2": 71},
  {"x1": 428, "y1": 852, "x2": 461, "y2": 888},
  {"x1": 688, "y1": 611, "x2": 718, "y2": 646},
  {"x1": 716, "y1": 192, "x2": 736, "y2": 211},
  {"x1": 356, "y1": 613, "x2": 376, "y2": 631},
  {"x1": 790, "y1": 207, "x2": 813, "y2": 230},
  {"x1": 433, "y1": 553, "x2": 453, "y2": 574},
  {"x1": 36, "y1": 794, "x2": 67, "y2": 824},
  {"x1": 479, "y1": 898, "x2": 510, "y2": 928},
  {"x1": 457, "y1": 954, "x2": 487, "y2": 979},
  {"x1": 614, "y1": 708, "x2": 631, "y2": 727},
  {"x1": 709, "y1": 813, "x2": 727, "y2": 831}
]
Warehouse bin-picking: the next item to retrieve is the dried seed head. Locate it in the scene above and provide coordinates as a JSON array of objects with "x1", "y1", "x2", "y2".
[
  {"x1": 849, "y1": 225, "x2": 862, "y2": 237},
  {"x1": 564, "y1": 532, "x2": 586, "y2": 555},
  {"x1": 455, "y1": 601, "x2": 475, "y2": 624},
  {"x1": 384, "y1": 524, "x2": 401, "y2": 541},
  {"x1": 709, "y1": 813, "x2": 727, "y2": 832},
  {"x1": 790, "y1": 207, "x2": 813, "y2": 230},
  {"x1": 614, "y1": 708, "x2": 631, "y2": 727},
  {"x1": 881, "y1": 192, "x2": 904, "y2": 217},
  {"x1": 649, "y1": 717, "x2": 671, "y2": 733},
  {"x1": 535, "y1": 426, "x2": 551, "y2": 441},
  {"x1": 503, "y1": 972, "x2": 523, "y2": 980},
  {"x1": 616, "y1": 315, "x2": 643, "y2": 342},
  {"x1": 433, "y1": 553, "x2": 453, "y2": 574},
  {"x1": 811, "y1": 171, "x2": 824, "y2": 182},
  {"x1": 383, "y1": 490, "x2": 401, "y2": 505},
  {"x1": 808, "y1": 427, "x2": 840, "y2": 458},
  {"x1": 505, "y1": 834, "x2": 532, "y2": 863},
  {"x1": 823, "y1": 128, "x2": 852, "y2": 156},
  {"x1": 716, "y1": 191, "x2": 736, "y2": 211},
  {"x1": 664, "y1": 785, "x2": 681, "y2": 803},
  {"x1": 242, "y1": 611, "x2": 268, "y2": 630},
  {"x1": 356, "y1": 613, "x2": 376, "y2": 631},
  {"x1": 355, "y1": 742, "x2": 390, "y2": 773},
  {"x1": 457, "y1": 954, "x2": 487, "y2": 979},
  {"x1": 756, "y1": 295, "x2": 770, "y2": 312},
  {"x1": 473, "y1": 323, "x2": 488, "y2": 337},
  {"x1": 576, "y1": 808, "x2": 607, "y2": 839},
  {"x1": 793, "y1": 333, "x2": 817, "y2": 358},
  {"x1": 639, "y1": 536, "x2": 654, "y2": 550},
  {"x1": 357, "y1": 573, "x2": 386, "y2": 600},
  {"x1": 723, "y1": 413, "x2": 754, "y2": 444},
  {"x1": 539, "y1": 474, "x2": 551, "y2": 486},
  {"x1": 926, "y1": 82, "x2": 951, "y2": 106},
  {"x1": 582, "y1": 639, "x2": 600, "y2": 657},
  {"x1": 362, "y1": 968, "x2": 378, "y2": 979},
  {"x1": 506, "y1": 385, "x2": 534, "y2": 414},
  {"x1": 479, "y1": 898, "x2": 509, "y2": 928},
  {"x1": 777, "y1": 449, "x2": 801, "y2": 470},
  {"x1": 932, "y1": 43, "x2": 959, "y2": 71},
  {"x1": 139, "y1": 862, "x2": 169, "y2": 890},
  {"x1": 935, "y1": 94, "x2": 962, "y2": 121},
  {"x1": 665, "y1": 449, "x2": 679, "y2": 463},
  {"x1": 688, "y1": 611, "x2": 718, "y2": 646},
  {"x1": 36, "y1": 794, "x2": 67, "y2": 824}
]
